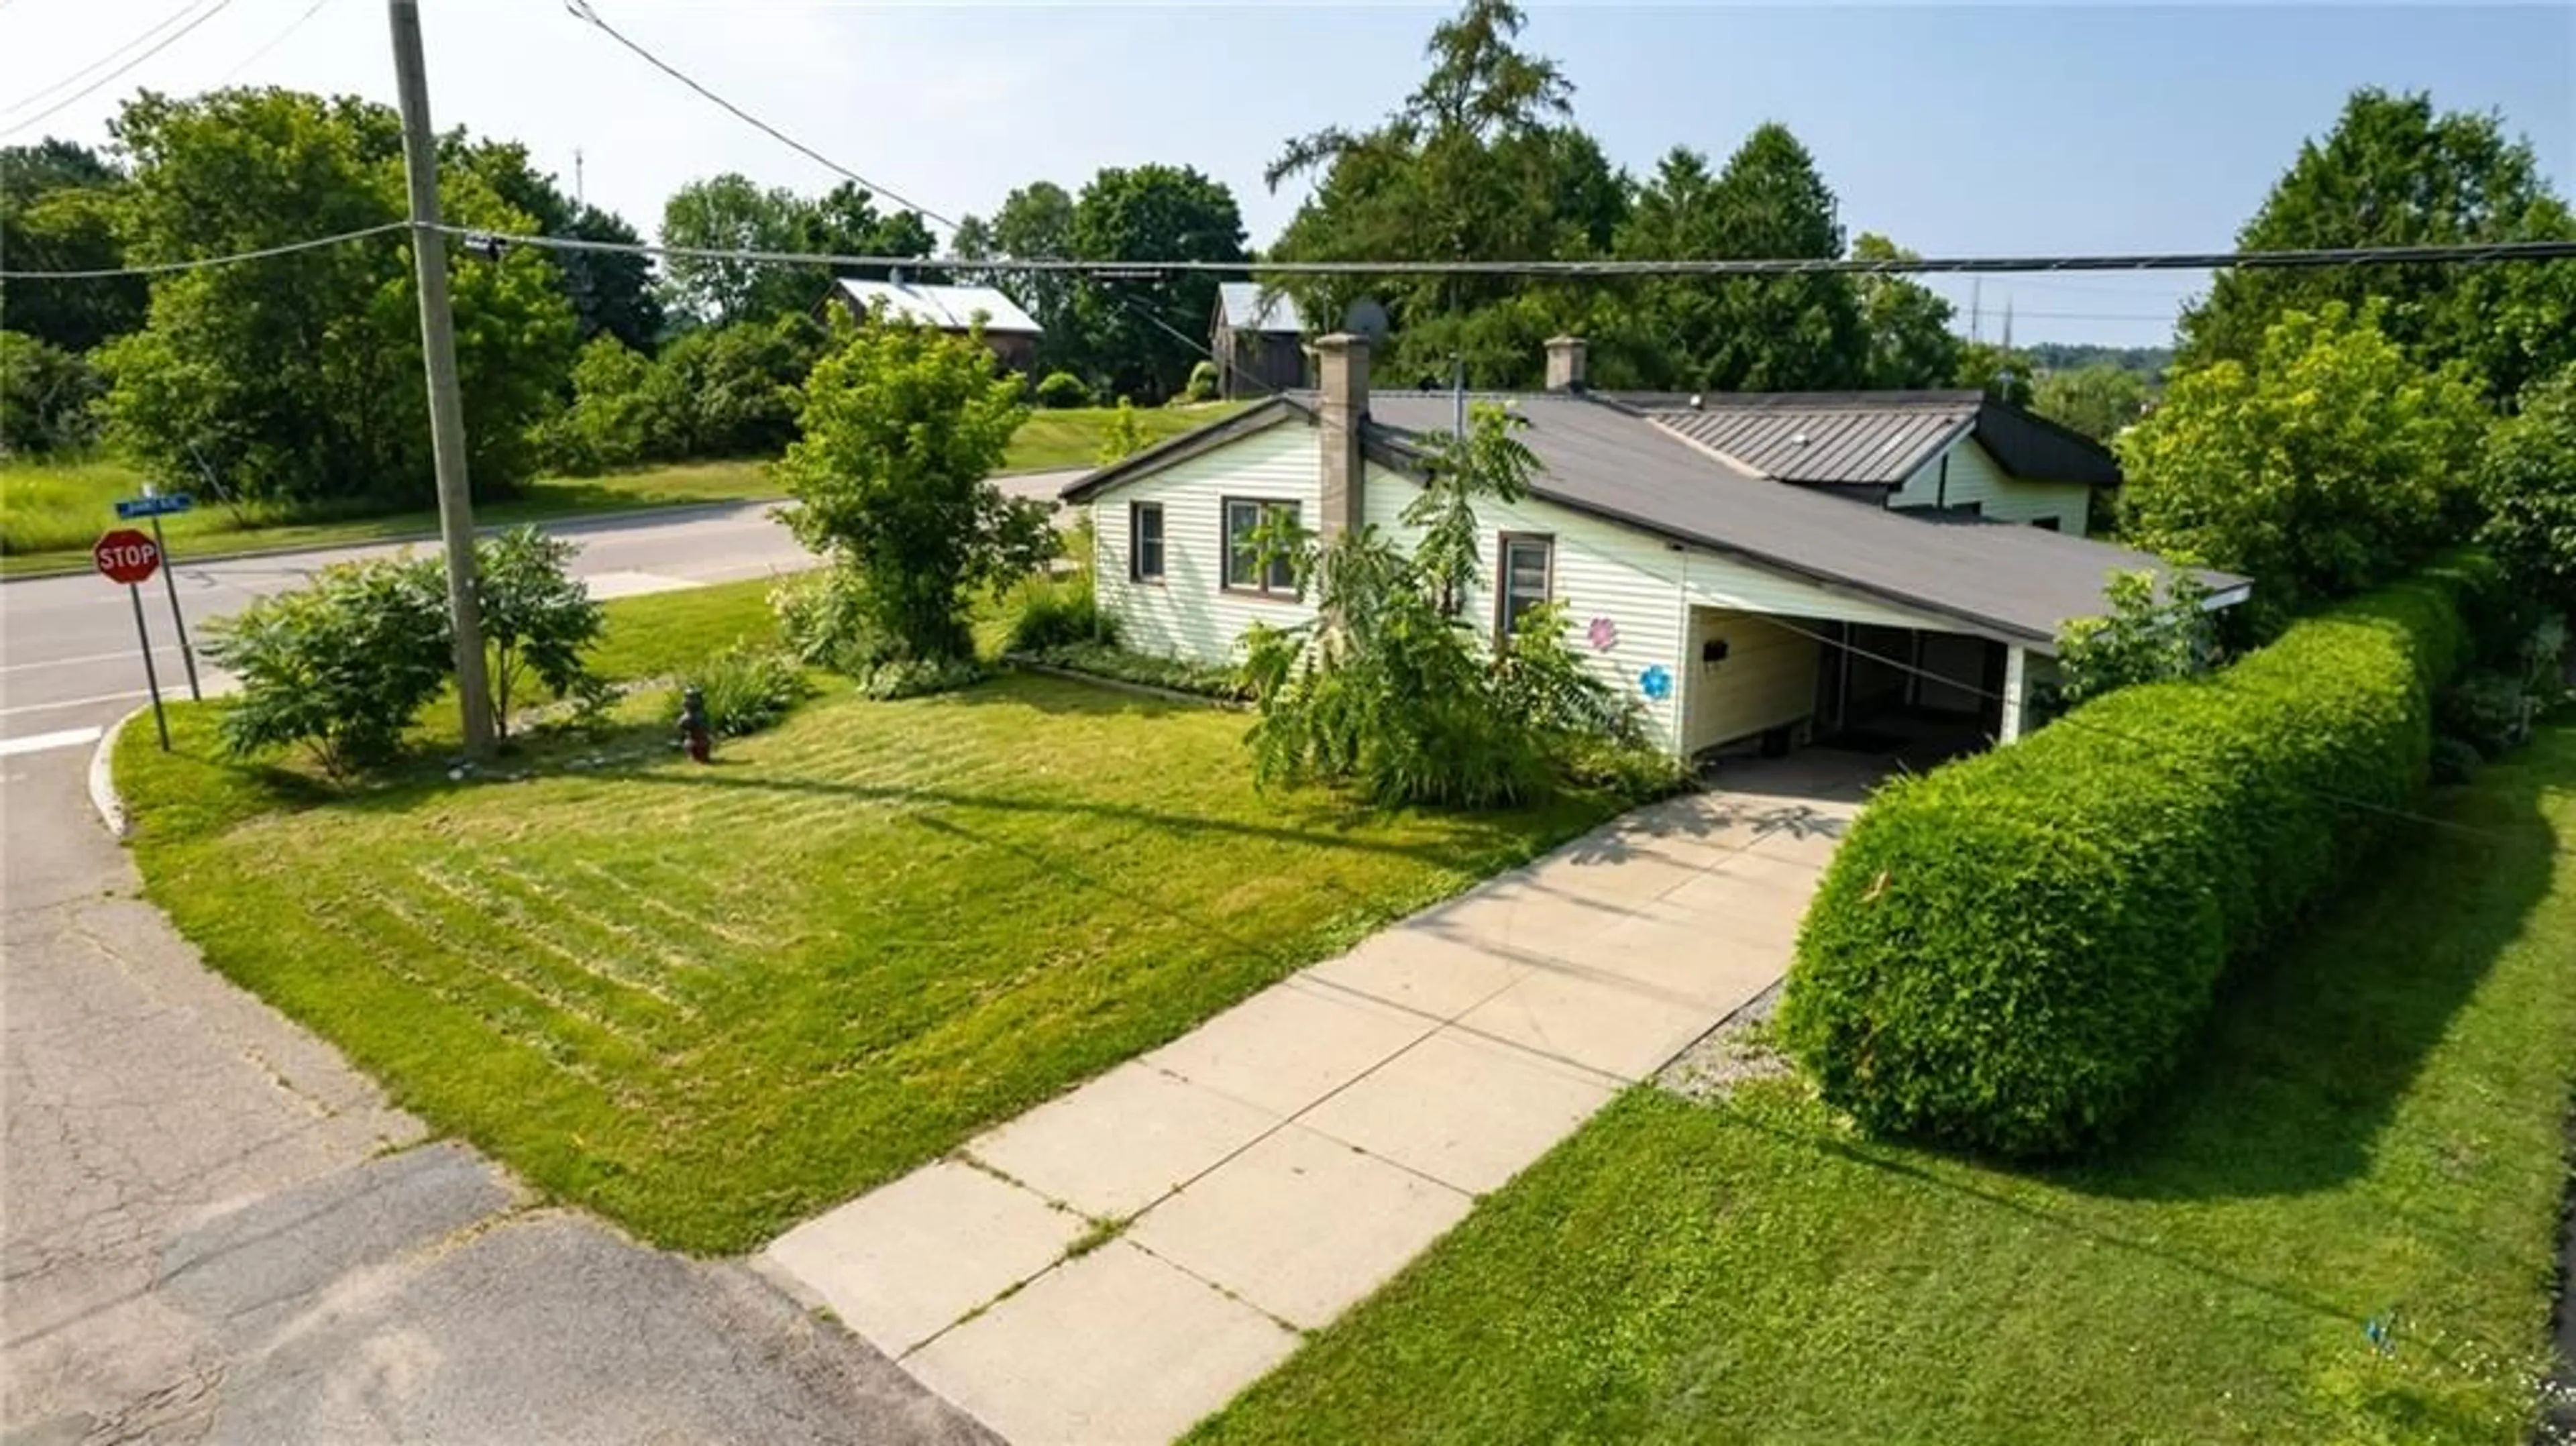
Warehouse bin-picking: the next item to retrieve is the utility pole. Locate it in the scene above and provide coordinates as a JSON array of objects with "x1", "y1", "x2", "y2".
[
  {"x1": 574, "y1": 147, "x2": 584, "y2": 205},
  {"x1": 388, "y1": 0, "x2": 494, "y2": 758}
]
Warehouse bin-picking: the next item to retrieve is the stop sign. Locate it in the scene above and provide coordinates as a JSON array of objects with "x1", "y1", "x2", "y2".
[{"x1": 94, "y1": 528, "x2": 161, "y2": 585}]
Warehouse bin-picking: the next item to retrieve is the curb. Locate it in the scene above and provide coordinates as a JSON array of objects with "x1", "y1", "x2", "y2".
[
  {"x1": 1, "y1": 496, "x2": 792, "y2": 583},
  {"x1": 87, "y1": 705, "x2": 145, "y2": 840}
]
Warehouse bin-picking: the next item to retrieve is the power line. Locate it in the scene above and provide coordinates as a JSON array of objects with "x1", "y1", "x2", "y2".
[
  {"x1": 1, "y1": 0, "x2": 239, "y2": 137},
  {"x1": 558, "y1": 0, "x2": 954, "y2": 228},
  {"x1": 2, "y1": 0, "x2": 213, "y2": 119},
  {"x1": 215, "y1": 0, "x2": 335, "y2": 85},
  {"x1": 409, "y1": 229, "x2": 2576, "y2": 280},
  {"x1": 0, "y1": 220, "x2": 407, "y2": 278}
]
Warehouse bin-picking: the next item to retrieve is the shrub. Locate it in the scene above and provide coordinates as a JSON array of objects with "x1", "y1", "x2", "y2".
[
  {"x1": 0, "y1": 331, "x2": 104, "y2": 455},
  {"x1": 1002, "y1": 572, "x2": 1111, "y2": 654},
  {"x1": 542, "y1": 335, "x2": 657, "y2": 474},
  {"x1": 201, "y1": 554, "x2": 453, "y2": 778},
  {"x1": 1779, "y1": 561, "x2": 2480, "y2": 1157},
  {"x1": 861, "y1": 656, "x2": 987, "y2": 700},
  {"x1": 1033, "y1": 371, "x2": 1091, "y2": 409},
  {"x1": 474, "y1": 526, "x2": 604, "y2": 738},
  {"x1": 676, "y1": 643, "x2": 807, "y2": 737},
  {"x1": 771, "y1": 565, "x2": 887, "y2": 674},
  {"x1": 2051, "y1": 569, "x2": 2216, "y2": 709},
  {"x1": 2475, "y1": 361, "x2": 2576, "y2": 615},
  {"x1": 1020, "y1": 641, "x2": 1246, "y2": 702},
  {"x1": 1185, "y1": 359, "x2": 1220, "y2": 402},
  {"x1": 1095, "y1": 398, "x2": 1150, "y2": 465}
]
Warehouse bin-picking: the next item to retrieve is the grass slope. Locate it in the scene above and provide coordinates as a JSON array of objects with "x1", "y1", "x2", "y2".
[
  {"x1": 1193, "y1": 724, "x2": 2576, "y2": 1446},
  {"x1": 3, "y1": 405, "x2": 1241, "y2": 575},
  {"x1": 116, "y1": 589, "x2": 1614, "y2": 1255}
]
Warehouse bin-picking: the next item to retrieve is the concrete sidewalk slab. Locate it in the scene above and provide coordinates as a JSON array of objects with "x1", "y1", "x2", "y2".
[
  {"x1": 904, "y1": 1241, "x2": 1296, "y2": 1446},
  {"x1": 970, "y1": 1062, "x2": 1279, "y2": 1220},
  {"x1": 763, "y1": 1161, "x2": 1088, "y2": 1357},
  {"x1": 1124, "y1": 1123, "x2": 1472, "y2": 1329},
  {"x1": 1299, "y1": 1027, "x2": 1618, "y2": 1193},
  {"x1": 761, "y1": 752, "x2": 1892, "y2": 1444}
]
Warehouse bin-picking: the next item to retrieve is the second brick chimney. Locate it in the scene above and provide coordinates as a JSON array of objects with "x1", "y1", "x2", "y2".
[{"x1": 1544, "y1": 335, "x2": 1588, "y2": 393}]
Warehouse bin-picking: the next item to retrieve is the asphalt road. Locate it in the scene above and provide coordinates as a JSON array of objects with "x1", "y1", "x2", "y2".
[{"x1": 0, "y1": 469, "x2": 1081, "y2": 756}]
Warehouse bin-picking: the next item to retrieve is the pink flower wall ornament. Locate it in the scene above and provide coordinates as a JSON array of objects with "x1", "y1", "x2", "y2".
[{"x1": 1587, "y1": 616, "x2": 1619, "y2": 653}]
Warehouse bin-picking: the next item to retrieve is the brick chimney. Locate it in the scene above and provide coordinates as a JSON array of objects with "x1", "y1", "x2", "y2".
[
  {"x1": 1315, "y1": 332, "x2": 1368, "y2": 538},
  {"x1": 1544, "y1": 335, "x2": 1587, "y2": 393}
]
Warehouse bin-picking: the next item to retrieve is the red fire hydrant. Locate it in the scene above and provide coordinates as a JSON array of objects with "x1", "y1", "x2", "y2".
[{"x1": 678, "y1": 685, "x2": 713, "y2": 763}]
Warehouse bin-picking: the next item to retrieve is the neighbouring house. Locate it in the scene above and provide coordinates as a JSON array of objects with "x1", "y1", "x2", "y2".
[
  {"x1": 1062, "y1": 333, "x2": 2248, "y2": 762},
  {"x1": 826, "y1": 274, "x2": 1044, "y2": 372},
  {"x1": 1209, "y1": 282, "x2": 1311, "y2": 399}
]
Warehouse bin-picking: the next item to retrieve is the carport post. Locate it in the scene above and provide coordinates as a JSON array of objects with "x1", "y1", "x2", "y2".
[{"x1": 1999, "y1": 646, "x2": 2032, "y2": 744}]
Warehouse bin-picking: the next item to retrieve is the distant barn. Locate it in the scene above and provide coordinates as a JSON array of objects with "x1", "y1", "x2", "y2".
[
  {"x1": 827, "y1": 275, "x2": 1043, "y2": 372},
  {"x1": 1210, "y1": 282, "x2": 1310, "y2": 399}
]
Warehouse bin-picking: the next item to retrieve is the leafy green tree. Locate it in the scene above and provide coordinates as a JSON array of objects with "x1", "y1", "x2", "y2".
[
  {"x1": 778, "y1": 314, "x2": 1053, "y2": 666},
  {"x1": 805, "y1": 180, "x2": 935, "y2": 279},
  {"x1": 453, "y1": 140, "x2": 661, "y2": 350},
  {"x1": 947, "y1": 213, "x2": 996, "y2": 261},
  {"x1": 2118, "y1": 302, "x2": 2489, "y2": 616},
  {"x1": 0, "y1": 140, "x2": 146, "y2": 352},
  {"x1": 203, "y1": 553, "x2": 453, "y2": 778},
  {"x1": 640, "y1": 315, "x2": 828, "y2": 459},
  {"x1": 1266, "y1": 0, "x2": 1617, "y2": 388},
  {"x1": 543, "y1": 335, "x2": 657, "y2": 472},
  {"x1": 2051, "y1": 569, "x2": 2216, "y2": 709},
  {"x1": 0, "y1": 331, "x2": 105, "y2": 455},
  {"x1": 2033, "y1": 364, "x2": 2151, "y2": 441},
  {"x1": 1066, "y1": 164, "x2": 1247, "y2": 402},
  {"x1": 1851, "y1": 233, "x2": 1960, "y2": 389},
  {"x1": 98, "y1": 89, "x2": 574, "y2": 506},
  {"x1": 1952, "y1": 341, "x2": 2035, "y2": 406},
  {"x1": 658, "y1": 173, "x2": 815, "y2": 325},
  {"x1": 985, "y1": 180, "x2": 1078, "y2": 362},
  {"x1": 2178, "y1": 88, "x2": 2576, "y2": 405},
  {"x1": 473, "y1": 526, "x2": 605, "y2": 738},
  {"x1": 1094, "y1": 397, "x2": 1148, "y2": 464},
  {"x1": 2475, "y1": 362, "x2": 2576, "y2": 614}
]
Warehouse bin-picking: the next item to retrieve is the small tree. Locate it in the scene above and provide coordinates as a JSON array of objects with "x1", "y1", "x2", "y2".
[
  {"x1": 1095, "y1": 397, "x2": 1149, "y2": 465},
  {"x1": 474, "y1": 526, "x2": 604, "y2": 738},
  {"x1": 779, "y1": 313, "x2": 1053, "y2": 667},
  {"x1": 2477, "y1": 362, "x2": 2576, "y2": 616},
  {"x1": 2051, "y1": 569, "x2": 2216, "y2": 710},
  {"x1": 1240, "y1": 402, "x2": 1639, "y2": 808},
  {"x1": 2116, "y1": 302, "x2": 2488, "y2": 619},
  {"x1": 203, "y1": 555, "x2": 452, "y2": 778}
]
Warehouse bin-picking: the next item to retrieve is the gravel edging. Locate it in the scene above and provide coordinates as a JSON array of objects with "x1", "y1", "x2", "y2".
[
  {"x1": 87, "y1": 705, "x2": 146, "y2": 840},
  {"x1": 1656, "y1": 979, "x2": 1794, "y2": 1103}
]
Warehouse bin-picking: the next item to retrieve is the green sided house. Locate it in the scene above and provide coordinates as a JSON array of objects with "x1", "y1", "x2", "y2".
[{"x1": 1061, "y1": 334, "x2": 2246, "y2": 761}]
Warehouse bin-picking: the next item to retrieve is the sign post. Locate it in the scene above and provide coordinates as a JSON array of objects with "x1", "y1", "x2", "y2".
[
  {"x1": 117, "y1": 490, "x2": 201, "y2": 701},
  {"x1": 95, "y1": 528, "x2": 170, "y2": 752}
]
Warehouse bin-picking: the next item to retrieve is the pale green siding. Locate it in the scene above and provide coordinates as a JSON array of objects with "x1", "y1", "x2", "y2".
[
  {"x1": 1091, "y1": 419, "x2": 1320, "y2": 664},
  {"x1": 1887, "y1": 436, "x2": 2095, "y2": 534},
  {"x1": 1682, "y1": 610, "x2": 1821, "y2": 753}
]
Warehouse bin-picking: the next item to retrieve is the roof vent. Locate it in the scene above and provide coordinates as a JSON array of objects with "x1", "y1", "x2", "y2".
[
  {"x1": 1792, "y1": 432, "x2": 1811, "y2": 446},
  {"x1": 1688, "y1": 394, "x2": 1703, "y2": 409}
]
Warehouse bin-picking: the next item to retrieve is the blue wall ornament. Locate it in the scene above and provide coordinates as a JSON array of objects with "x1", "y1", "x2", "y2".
[{"x1": 1639, "y1": 664, "x2": 1673, "y2": 702}]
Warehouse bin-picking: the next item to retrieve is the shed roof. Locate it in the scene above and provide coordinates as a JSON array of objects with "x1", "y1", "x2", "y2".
[
  {"x1": 835, "y1": 277, "x2": 1042, "y2": 335},
  {"x1": 1216, "y1": 282, "x2": 1305, "y2": 334},
  {"x1": 1640, "y1": 390, "x2": 2123, "y2": 489}
]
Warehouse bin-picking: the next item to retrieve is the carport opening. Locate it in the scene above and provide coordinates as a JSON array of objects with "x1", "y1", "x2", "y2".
[{"x1": 1682, "y1": 610, "x2": 1995, "y2": 776}]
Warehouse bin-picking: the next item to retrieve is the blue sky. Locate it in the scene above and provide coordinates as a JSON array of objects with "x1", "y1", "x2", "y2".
[{"x1": 7, "y1": 3, "x2": 2570, "y2": 346}]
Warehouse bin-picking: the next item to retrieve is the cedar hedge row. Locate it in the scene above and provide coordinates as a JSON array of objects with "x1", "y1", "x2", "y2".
[{"x1": 1777, "y1": 561, "x2": 2484, "y2": 1157}]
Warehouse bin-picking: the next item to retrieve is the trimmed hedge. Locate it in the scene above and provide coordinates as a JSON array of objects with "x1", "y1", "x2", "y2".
[{"x1": 1778, "y1": 561, "x2": 2483, "y2": 1157}]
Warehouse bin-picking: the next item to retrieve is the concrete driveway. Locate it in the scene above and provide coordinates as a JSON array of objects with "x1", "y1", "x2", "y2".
[{"x1": 760, "y1": 750, "x2": 1888, "y2": 1446}]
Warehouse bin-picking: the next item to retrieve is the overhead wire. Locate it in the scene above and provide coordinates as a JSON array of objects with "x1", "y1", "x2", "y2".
[
  {"x1": 1, "y1": 0, "x2": 239, "y2": 137},
  {"x1": 0, "y1": 219, "x2": 408, "y2": 277},
  {"x1": 215, "y1": 0, "x2": 335, "y2": 85},
  {"x1": 3, "y1": 0, "x2": 213, "y2": 118}
]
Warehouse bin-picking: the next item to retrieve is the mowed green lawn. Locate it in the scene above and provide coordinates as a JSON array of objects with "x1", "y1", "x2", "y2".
[
  {"x1": 116, "y1": 585, "x2": 1617, "y2": 1255},
  {"x1": 1193, "y1": 723, "x2": 2576, "y2": 1446},
  {"x1": 1, "y1": 404, "x2": 1241, "y2": 575}
]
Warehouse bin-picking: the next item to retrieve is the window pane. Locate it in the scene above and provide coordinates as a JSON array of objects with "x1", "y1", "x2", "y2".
[
  {"x1": 1225, "y1": 502, "x2": 1256, "y2": 587},
  {"x1": 1501, "y1": 538, "x2": 1551, "y2": 634}
]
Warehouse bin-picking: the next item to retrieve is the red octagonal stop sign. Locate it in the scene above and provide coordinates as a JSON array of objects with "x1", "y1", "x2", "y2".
[{"x1": 94, "y1": 528, "x2": 162, "y2": 585}]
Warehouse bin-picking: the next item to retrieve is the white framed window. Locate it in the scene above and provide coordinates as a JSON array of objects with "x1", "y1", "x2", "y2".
[
  {"x1": 1222, "y1": 498, "x2": 1299, "y2": 597},
  {"x1": 1495, "y1": 532, "x2": 1555, "y2": 640}
]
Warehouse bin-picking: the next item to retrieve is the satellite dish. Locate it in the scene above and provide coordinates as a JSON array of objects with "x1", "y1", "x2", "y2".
[{"x1": 1342, "y1": 297, "x2": 1391, "y2": 344}]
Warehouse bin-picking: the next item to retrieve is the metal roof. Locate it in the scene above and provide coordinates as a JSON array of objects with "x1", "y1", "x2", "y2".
[
  {"x1": 1638, "y1": 390, "x2": 2123, "y2": 489},
  {"x1": 1215, "y1": 282, "x2": 1305, "y2": 334},
  {"x1": 834, "y1": 277, "x2": 1042, "y2": 335},
  {"x1": 1357, "y1": 393, "x2": 2230, "y2": 651}
]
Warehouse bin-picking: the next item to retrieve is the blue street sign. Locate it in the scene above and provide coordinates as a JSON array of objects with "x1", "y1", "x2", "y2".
[{"x1": 114, "y1": 493, "x2": 195, "y2": 520}]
